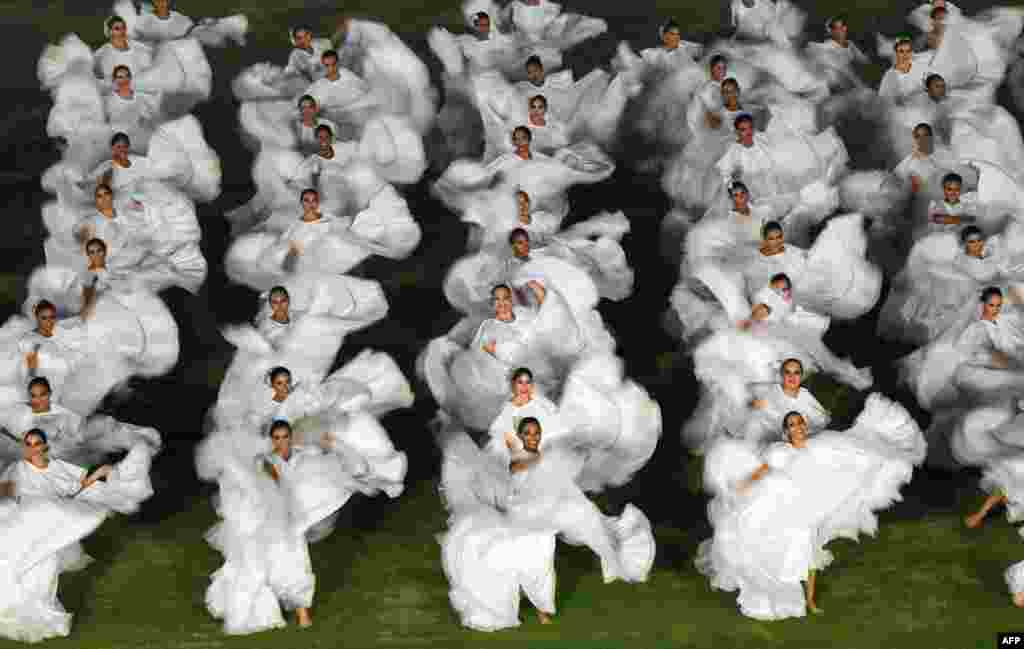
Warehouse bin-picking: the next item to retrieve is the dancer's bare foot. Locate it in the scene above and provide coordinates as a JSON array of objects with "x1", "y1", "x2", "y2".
[
  {"x1": 807, "y1": 601, "x2": 823, "y2": 615},
  {"x1": 965, "y1": 512, "x2": 986, "y2": 529},
  {"x1": 537, "y1": 610, "x2": 553, "y2": 624},
  {"x1": 296, "y1": 608, "x2": 312, "y2": 627},
  {"x1": 1013, "y1": 592, "x2": 1024, "y2": 608}
]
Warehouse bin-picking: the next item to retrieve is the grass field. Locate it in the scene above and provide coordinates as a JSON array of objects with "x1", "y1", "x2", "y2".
[{"x1": 0, "y1": 0, "x2": 1021, "y2": 647}]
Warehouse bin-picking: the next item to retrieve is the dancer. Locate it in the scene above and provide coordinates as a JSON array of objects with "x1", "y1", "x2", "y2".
[
  {"x1": 696, "y1": 395, "x2": 925, "y2": 619},
  {"x1": 438, "y1": 415, "x2": 654, "y2": 631}
]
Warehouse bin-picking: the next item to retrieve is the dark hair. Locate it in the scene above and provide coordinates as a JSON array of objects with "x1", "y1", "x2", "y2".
[
  {"x1": 321, "y1": 49, "x2": 339, "y2": 62},
  {"x1": 942, "y1": 172, "x2": 963, "y2": 186},
  {"x1": 662, "y1": 19, "x2": 681, "y2": 34},
  {"x1": 512, "y1": 125, "x2": 532, "y2": 142},
  {"x1": 509, "y1": 227, "x2": 529, "y2": 244},
  {"x1": 24, "y1": 428, "x2": 48, "y2": 444},
  {"x1": 28, "y1": 377, "x2": 52, "y2": 394},
  {"x1": 930, "y1": 5, "x2": 947, "y2": 19},
  {"x1": 85, "y1": 238, "x2": 107, "y2": 254},
  {"x1": 528, "y1": 94, "x2": 548, "y2": 109},
  {"x1": 268, "y1": 286, "x2": 289, "y2": 303},
  {"x1": 292, "y1": 25, "x2": 312, "y2": 39},
  {"x1": 770, "y1": 273, "x2": 791, "y2": 289},
  {"x1": 828, "y1": 15, "x2": 847, "y2": 29},
  {"x1": 111, "y1": 132, "x2": 130, "y2": 147},
  {"x1": 913, "y1": 122, "x2": 933, "y2": 136},
  {"x1": 728, "y1": 180, "x2": 749, "y2": 196},
  {"x1": 895, "y1": 35, "x2": 913, "y2": 48},
  {"x1": 925, "y1": 73, "x2": 945, "y2": 88},
  {"x1": 734, "y1": 113, "x2": 754, "y2": 129},
  {"x1": 517, "y1": 189, "x2": 530, "y2": 201},
  {"x1": 268, "y1": 420, "x2": 292, "y2": 437},
  {"x1": 525, "y1": 55, "x2": 543, "y2": 69},
  {"x1": 721, "y1": 77, "x2": 740, "y2": 91},
  {"x1": 112, "y1": 64, "x2": 132, "y2": 79},
  {"x1": 314, "y1": 124, "x2": 334, "y2": 138},
  {"x1": 781, "y1": 358, "x2": 804, "y2": 375},
  {"x1": 510, "y1": 367, "x2": 533, "y2": 384},
  {"x1": 268, "y1": 366, "x2": 292, "y2": 384},
  {"x1": 34, "y1": 300, "x2": 56, "y2": 316},
  {"x1": 106, "y1": 15, "x2": 126, "y2": 32},
  {"x1": 960, "y1": 226, "x2": 983, "y2": 244},
  {"x1": 981, "y1": 286, "x2": 1003, "y2": 303},
  {"x1": 491, "y1": 283, "x2": 512, "y2": 298},
  {"x1": 762, "y1": 221, "x2": 784, "y2": 238},
  {"x1": 473, "y1": 12, "x2": 490, "y2": 25},
  {"x1": 95, "y1": 182, "x2": 114, "y2": 196},
  {"x1": 709, "y1": 54, "x2": 727, "y2": 68},
  {"x1": 782, "y1": 411, "x2": 804, "y2": 434},
  {"x1": 300, "y1": 188, "x2": 319, "y2": 202},
  {"x1": 297, "y1": 94, "x2": 317, "y2": 109},
  {"x1": 517, "y1": 416, "x2": 541, "y2": 436}
]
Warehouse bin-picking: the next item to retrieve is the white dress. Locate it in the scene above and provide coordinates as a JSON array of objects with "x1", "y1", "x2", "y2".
[
  {"x1": 695, "y1": 394, "x2": 925, "y2": 620},
  {"x1": 437, "y1": 423, "x2": 654, "y2": 631},
  {"x1": 730, "y1": 0, "x2": 806, "y2": 46},
  {"x1": 0, "y1": 429, "x2": 158, "y2": 643},
  {"x1": 1, "y1": 266, "x2": 181, "y2": 415},
  {"x1": 879, "y1": 232, "x2": 1024, "y2": 346}
]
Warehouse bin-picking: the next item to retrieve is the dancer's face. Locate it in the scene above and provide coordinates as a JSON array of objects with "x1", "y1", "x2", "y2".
[
  {"x1": 512, "y1": 373, "x2": 533, "y2": 399},
  {"x1": 322, "y1": 54, "x2": 338, "y2": 76},
  {"x1": 526, "y1": 62, "x2": 544, "y2": 86},
  {"x1": 710, "y1": 61, "x2": 726, "y2": 82},
  {"x1": 662, "y1": 27, "x2": 681, "y2": 50},
  {"x1": 983, "y1": 295, "x2": 1003, "y2": 321},
  {"x1": 300, "y1": 99, "x2": 318, "y2": 122},
  {"x1": 895, "y1": 42, "x2": 913, "y2": 68},
  {"x1": 493, "y1": 287, "x2": 514, "y2": 320},
  {"x1": 294, "y1": 30, "x2": 312, "y2": 50},
  {"x1": 112, "y1": 139, "x2": 130, "y2": 163},
  {"x1": 475, "y1": 14, "x2": 491, "y2": 36},
  {"x1": 732, "y1": 188, "x2": 749, "y2": 211},
  {"x1": 109, "y1": 20, "x2": 128, "y2": 47},
  {"x1": 519, "y1": 422, "x2": 542, "y2": 452},
  {"x1": 511, "y1": 234, "x2": 530, "y2": 259},
  {"x1": 927, "y1": 77, "x2": 946, "y2": 101},
  {"x1": 762, "y1": 229, "x2": 784, "y2": 254},
  {"x1": 269, "y1": 292, "x2": 290, "y2": 319},
  {"x1": 317, "y1": 129, "x2": 333, "y2": 154},
  {"x1": 965, "y1": 236, "x2": 985, "y2": 258},
  {"x1": 517, "y1": 193, "x2": 531, "y2": 221},
  {"x1": 29, "y1": 384, "x2": 51, "y2": 413},
  {"x1": 721, "y1": 82, "x2": 739, "y2": 110},
  {"x1": 270, "y1": 427, "x2": 292, "y2": 456},
  {"x1": 271, "y1": 373, "x2": 291, "y2": 400},
  {"x1": 528, "y1": 99, "x2": 546, "y2": 124},
  {"x1": 943, "y1": 180, "x2": 961, "y2": 204},
  {"x1": 86, "y1": 242, "x2": 107, "y2": 268},
  {"x1": 301, "y1": 191, "x2": 320, "y2": 214},
  {"x1": 736, "y1": 120, "x2": 754, "y2": 146},
  {"x1": 781, "y1": 360, "x2": 803, "y2": 391},
  {"x1": 36, "y1": 307, "x2": 57, "y2": 337},
  {"x1": 913, "y1": 127, "x2": 933, "y2": 154},
  {"x1": 153, "y1": 0, "x2": 171, "y2": 17},
  {"x1": 830, "y1": 20, "x2": 848, "y2": 44},
  {"x1": 95, "y1": 185, "x2": 114, "y2": 212},
  {"x1": 23, "y1": 432, "x2": 47, "y2": 462},
  {"x1": 512, "y1": 129, "x2": 531, "y2": 154},
  {"x1": 113, "y1": 67, "x2": 132, "y2": 93},
  {"x1": 785, "y1": 414, "x2": 808, "y2": 447}
]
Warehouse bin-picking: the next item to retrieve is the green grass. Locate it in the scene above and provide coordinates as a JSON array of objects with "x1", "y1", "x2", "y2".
[
  {"x1": 4, "y1": 479, "x2": 1021, "y2": 649},
  {"x1": 1, "y1": 0, "x2": 1023, "y2": 647}
]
